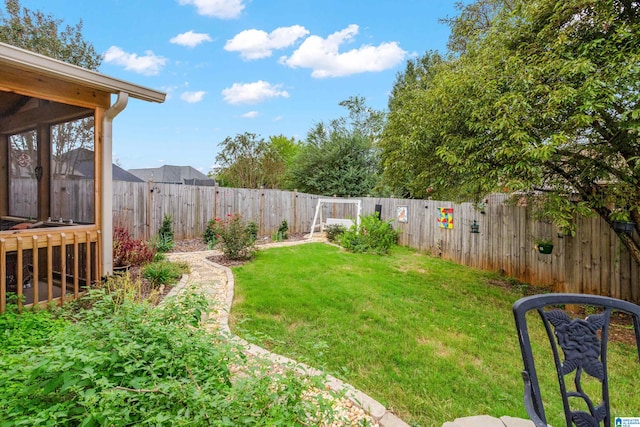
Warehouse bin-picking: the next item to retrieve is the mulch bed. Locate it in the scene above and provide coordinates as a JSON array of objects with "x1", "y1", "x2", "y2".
[{"x1": 172, "y1": 234, "x2": 308, "y2": 268}]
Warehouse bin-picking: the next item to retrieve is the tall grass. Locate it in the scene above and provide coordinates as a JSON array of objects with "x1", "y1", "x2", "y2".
[{"x1": 230, "y1": 243, "x2": 640, "y2": 427}]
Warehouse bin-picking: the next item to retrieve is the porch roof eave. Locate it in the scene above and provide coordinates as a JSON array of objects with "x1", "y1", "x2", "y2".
[{"x1": 0, "y1": 42, "x2": 166, "y2": 104}]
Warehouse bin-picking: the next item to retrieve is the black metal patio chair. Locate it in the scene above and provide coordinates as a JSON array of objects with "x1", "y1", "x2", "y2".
[{"x1": 513, "y1": 293, "x2": 640, "y2": 427}]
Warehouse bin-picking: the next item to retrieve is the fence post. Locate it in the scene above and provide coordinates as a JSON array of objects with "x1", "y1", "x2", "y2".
[
  {"x1": 214, "y1": 184, "x2": 218, "y2": 220},
  {"x1": 146, "y1": 180, "x2": 152, "y2": 241},
  {"x1": 259, "y1": 186, "x2": 265, "y2": 235},
  {"x1": 293, "y1": 189, "x2": 298, "y2": 233}
]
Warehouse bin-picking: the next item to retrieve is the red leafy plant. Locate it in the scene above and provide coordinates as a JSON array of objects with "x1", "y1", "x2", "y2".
[{"x1": 113, "y1": 227, "x2": 156, "y2": 267}]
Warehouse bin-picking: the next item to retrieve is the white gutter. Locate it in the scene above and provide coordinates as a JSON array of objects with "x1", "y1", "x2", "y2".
[{"x1": 101, "y1": 92, "x2": 129, "y2": 275}]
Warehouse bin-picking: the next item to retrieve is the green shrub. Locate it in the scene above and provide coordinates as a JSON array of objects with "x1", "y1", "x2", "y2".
[
  {"x1": 154, "y1": 234, "x2": 175, "y2": 254},
  {"x1": 156, "y1": 214, "x2": 175, "y2": 253},
  {"x1": 142, "y1": 261, "x2": 189, "y2": 287},
  {"x1": 0, "y1": 301, "x2": 67, "y2": 356},
  {"x1": 203, "y1": 217, "x2": 219, "y2": 246},
  {"x1": 325, "y1": 224, "x2": 346, "y2": 243},
  {"x1": 277, "y1": 220, "x2": 289, "y2": 240},
  {"x1": 205, "y1": 214, "x2": 257, "y2": 260},
  {"x1": 246, "y1": 220, "x2": 259, "y2": 243},
  {"x1": 338, "y1": 214, "x2": 399, "y2": 255},
  {"x1": 0, "y1": 291, "x2": 341, "y2": 426}
]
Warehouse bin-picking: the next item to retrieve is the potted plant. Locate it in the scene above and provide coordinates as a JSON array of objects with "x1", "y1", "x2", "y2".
[
  {"x1": 535, "y1": 238, "x2": 554, "y2": 254},
  {"x1": 612, "y1": 220, "x2": 635, "y2": 234},
  {"x1": 610, "y1": 210, "x2": 635, "y2": 234}
]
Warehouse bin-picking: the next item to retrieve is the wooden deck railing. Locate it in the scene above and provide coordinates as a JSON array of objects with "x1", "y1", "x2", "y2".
[{"x1": 0, "y1": 228, "x2": 102, "y2": 313}]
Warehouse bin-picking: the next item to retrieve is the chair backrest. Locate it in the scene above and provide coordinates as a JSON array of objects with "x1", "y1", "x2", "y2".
[{"x1": 513, "y1": 293, "x2": 640, "y2": 427}]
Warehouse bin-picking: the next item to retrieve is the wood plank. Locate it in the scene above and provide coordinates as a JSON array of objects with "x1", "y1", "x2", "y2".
[
  {"x1": 74, "y1": 233, "x2": 80, "y2": 297},
  {"x1": 0, "y1": 67, "x2": 111, "y2": 109},
  {"x1": 0, "y1": 102, "x2": 92, "y2": 134},
  {"x1": 96, "y1": 230, "x2": 102, "y2": 280},
  {"x1": 0, "y1": 226, "x2": 100, "y2": 250},
  {"x1": 0, "y1": 135, "x2": 8, "y2": 217},
  {"x1": 85, "y1": 231, "x2": 92, "y2": 286},
  {"x1": 60, "y1": 234, "x2": 66, "y2": 304},
  {"x1": 32, "y1": 235, "x2": 39, "y2": 304},
  {"x1": 16, "y1": 237, "x2": 23, "y2": 311},
  {"x1": 620, "y1": 244, "x2": 632, "y2": 301},
  {"x1": 47, "y1": 234, "x2": 53, "y2": 302}
]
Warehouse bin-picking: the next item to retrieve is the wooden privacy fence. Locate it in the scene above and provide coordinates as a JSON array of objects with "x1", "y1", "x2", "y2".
[{"x1": 111, "y1": 181, "x2": 639, "y2": 303}]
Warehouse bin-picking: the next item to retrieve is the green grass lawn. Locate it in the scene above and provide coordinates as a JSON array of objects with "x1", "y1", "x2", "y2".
[{"x1": 229, "y1": 243, "x2": 640, "y2": 427}]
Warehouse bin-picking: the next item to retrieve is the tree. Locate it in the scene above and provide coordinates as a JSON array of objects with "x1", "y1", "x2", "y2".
[
  {"x1": 1, "y1": 0, "x2": 102, "y2": 175},
  {"x1": 288, "y1": 97, "x2": 384, "y2": 196},
  {"x1": 287, "y1": 132, "x2": 378, "y2": 197},
  {"x1": 213, "y1": 133, "x2": 299, "y2": 189},
  {"x1": 264, "y1": 134, "x2": 299, "y2": 189},
  {"x1": 382, "y1": 0, "x2": 640, "y2": 264},
  {"x1": 380, "y1": 51, "x2": 449, "y2": 198},
  {"x1": 214, "y1": 133, "x2": 267, "y2": 188},
  {"x1": 438, "y1": 0, "x2": 515, "y2": 55},
  {"x1": 0, "y1": 0, "x2": 101, "y2": 69}
]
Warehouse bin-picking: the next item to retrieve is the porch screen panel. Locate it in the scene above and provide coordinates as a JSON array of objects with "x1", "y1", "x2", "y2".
[
  {"x1": 8, "y1": 130, "x2": 38, "y2": 219},
  {"x1": 51, "y1": 117, "x2": 95, "y2": 224}
]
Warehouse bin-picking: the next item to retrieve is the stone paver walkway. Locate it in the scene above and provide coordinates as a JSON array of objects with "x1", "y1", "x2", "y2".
[{"x1": 166, "y1": 240, "x2": 535, "y2": 427}]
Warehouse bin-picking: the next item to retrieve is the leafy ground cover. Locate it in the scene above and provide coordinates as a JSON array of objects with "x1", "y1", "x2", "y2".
[
  {"x1": 0, "y1": 269, "x2": 348, "y2": 426},
  {"x1": 229, "y1": 243, "x2": 640, "y2": 427}
]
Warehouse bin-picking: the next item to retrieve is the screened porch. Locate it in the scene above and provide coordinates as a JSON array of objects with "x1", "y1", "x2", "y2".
[{"x1": 0, "y1": 42, "x2": 165, "y2": 313}]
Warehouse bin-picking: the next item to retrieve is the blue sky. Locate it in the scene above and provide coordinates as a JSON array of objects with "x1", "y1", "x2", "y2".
[{"x1": 21, "y1": 0, "x2": 460, "y2": 174}]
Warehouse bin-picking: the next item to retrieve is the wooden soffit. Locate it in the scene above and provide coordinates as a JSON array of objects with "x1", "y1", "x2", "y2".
[{"x1": 0, "y1": 66, "x2": 110, "y2": 110}]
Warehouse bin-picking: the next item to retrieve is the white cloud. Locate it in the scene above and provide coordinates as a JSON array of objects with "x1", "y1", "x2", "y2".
[
  {"x1": 178, "y1": 0, "x2": 244, "y2": 19},
  {"x1": 241, "y1": 111, "x2": 259, "y2": 118},
  {"x1": 225, "y1": 25, "x2": 309, "y2": 60},
  {"x1": 170, "y1": 30, "x2": 213, "y2": 47},
  {"x1": 103, "y1": 46, "x2": 167, "y2": 75},
  {"x1": 273, "y1": 115, "x2": 283, "y2": 122},
  {"x1": 180, "y1": 91, "x2": 207, "y2": 103},
  {"x1": 221, "y1": 80, "x2": 289, "y2": 105},
  {"x1": 280, "y1": 24, "x2": 406, "y2": 78}
]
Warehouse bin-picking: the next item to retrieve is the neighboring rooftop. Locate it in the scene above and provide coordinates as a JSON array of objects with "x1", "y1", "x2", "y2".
[{"x1": 128, "y1": 165, "x2": 215, "y2": 185}]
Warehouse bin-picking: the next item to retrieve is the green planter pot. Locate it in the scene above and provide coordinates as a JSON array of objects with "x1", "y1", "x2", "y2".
[
  {"x1": 538, "y1": 243, "x2": 553, "y2": 254},
  {"x1": 613, "y1": 221, "x2": 634, "y2": 234}
]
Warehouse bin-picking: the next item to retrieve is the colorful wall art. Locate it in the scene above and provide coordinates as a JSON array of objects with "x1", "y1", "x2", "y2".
[{"x1": 438, "y1": 207, "x2": 454, "y2": 229}]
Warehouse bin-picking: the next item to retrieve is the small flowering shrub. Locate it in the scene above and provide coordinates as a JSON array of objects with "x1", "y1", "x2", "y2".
[
  {"x1": 203, "y1": 214, "x2": 256, "y2": 260},
  {"x1": 203, "y1": 218, "x2": 220, "y2": 246},
  {"x1": 113, "y1": 227, "x2": 156, "y2": 267},
  {"x1": 338, "y1": 214, "x2": 399, "y2": 255}
]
